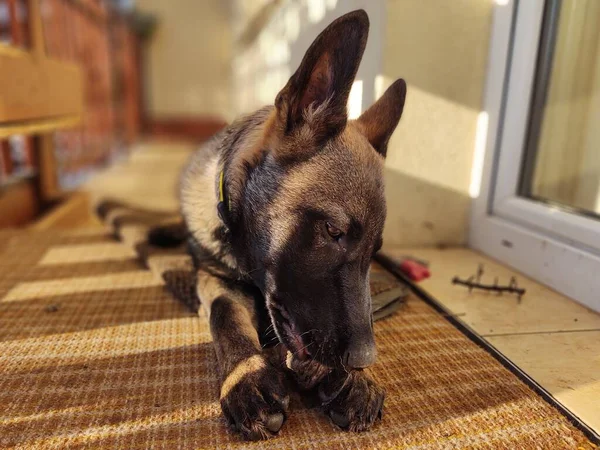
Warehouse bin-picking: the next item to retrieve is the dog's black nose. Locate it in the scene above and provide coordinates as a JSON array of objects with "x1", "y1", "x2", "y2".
[{"x1": 344, "y1": 340, "x2": 377, "y2": 369}]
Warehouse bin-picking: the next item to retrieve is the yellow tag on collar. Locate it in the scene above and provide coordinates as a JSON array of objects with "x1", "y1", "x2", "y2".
[{"x1": 219, "y1": 170, "x2": 225, "y2": 203}]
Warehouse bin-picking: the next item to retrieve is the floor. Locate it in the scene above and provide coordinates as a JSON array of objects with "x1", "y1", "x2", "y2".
[
  {"x1": 36, "y1": 141, "x2": 600, "y2": 437},
  {"x1": 384, "y1": 247, "x2": 600, "y2": 434},
  {"x1": 2, "y1": 230, "x2": 593, "y2": 448}
]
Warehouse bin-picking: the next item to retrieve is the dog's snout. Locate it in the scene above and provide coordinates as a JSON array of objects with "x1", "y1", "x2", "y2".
[{"x1": 343, "y1": 337, "x2": 377, "y2": 369}]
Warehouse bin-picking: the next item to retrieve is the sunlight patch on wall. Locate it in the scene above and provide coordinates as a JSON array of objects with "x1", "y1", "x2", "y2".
[
  {"x1": 284, "y1": 5, "x2": 300, "y2": 42},
  {"x1": 307, "y1": 0, "x2": 326, "y2": 24},
  {"x1": 348, "y1": 80, "x2": 363, "y2": 119},
  {"x1": 374, "y1": 74, "x2": 390, "y2": 101},
  {"x1": 469, "y1": 111, "x2": 489, "y2": 198},
  {"x1": 325, "y1": 0, "x2": 338, "y2": 10},
  {"x1": 262, "y1": 38, "x2": 290, "y2": 67}
]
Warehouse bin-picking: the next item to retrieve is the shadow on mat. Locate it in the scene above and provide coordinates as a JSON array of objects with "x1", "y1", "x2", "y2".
[{"x1": 0, "y1": 284, "x2": 195, "y2": 342}]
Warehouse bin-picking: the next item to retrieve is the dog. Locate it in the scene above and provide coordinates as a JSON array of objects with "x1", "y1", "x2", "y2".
[{"x1": 152, "y1": 9, "x2": 406, "y2": 441}]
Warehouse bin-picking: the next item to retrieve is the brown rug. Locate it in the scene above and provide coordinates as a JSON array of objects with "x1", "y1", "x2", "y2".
[{"x1": 0, "y1": 228, "x2": 595, "y2": 449}]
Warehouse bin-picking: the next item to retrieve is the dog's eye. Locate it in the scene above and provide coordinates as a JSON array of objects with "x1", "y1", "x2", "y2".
[{"x1": 326, "y1": 222, "x2": 343, "y2": 239}]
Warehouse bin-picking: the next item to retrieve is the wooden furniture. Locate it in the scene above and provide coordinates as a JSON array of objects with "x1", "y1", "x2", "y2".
[{"x1": 0, "y1": 0, "x2": 142, "y2": 227}]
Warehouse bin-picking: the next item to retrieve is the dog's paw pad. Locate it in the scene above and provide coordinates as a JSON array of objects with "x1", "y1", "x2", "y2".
[
  {"x1": 220, "y1": 355, "x2": 289, "y2": 441},
  {"x1": 266, "y1": 412, "x2": 285, "y2": 433}
]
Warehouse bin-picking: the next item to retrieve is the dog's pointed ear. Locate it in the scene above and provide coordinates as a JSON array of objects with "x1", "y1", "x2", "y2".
[
  {"x1": 356, "y1": 79, "x2": 407, "y2": 158},
  {"x1": 275, "y1": 10, "x2": 369, "y2": 143}
]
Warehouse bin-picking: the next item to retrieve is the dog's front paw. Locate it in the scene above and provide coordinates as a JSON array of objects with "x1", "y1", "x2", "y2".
[
  {"x1": 220, "y1": 355, "x2": 290, "y2": 441},
  {"x1": 318, "y1": 370, "x2": 385, "y2": 432}
]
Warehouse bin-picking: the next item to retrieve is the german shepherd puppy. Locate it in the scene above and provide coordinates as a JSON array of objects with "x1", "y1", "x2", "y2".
[{"x1": 168, "y1": 9, "x2": 406, "y2": 441}]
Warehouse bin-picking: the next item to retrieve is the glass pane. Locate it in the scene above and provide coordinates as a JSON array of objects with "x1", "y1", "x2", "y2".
[{"x1": 521, "y1": 0, "x2": 600, "y2": 217}]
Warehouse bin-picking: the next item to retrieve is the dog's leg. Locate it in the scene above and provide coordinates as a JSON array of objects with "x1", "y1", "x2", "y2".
[{"x1": 197, "y1": 269, "x2": 290, "y2": 441}]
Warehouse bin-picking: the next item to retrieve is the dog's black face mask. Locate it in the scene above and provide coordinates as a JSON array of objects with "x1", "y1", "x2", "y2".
[{"x1": 268, "y1": 201, "x2": 385, "y2": 370}]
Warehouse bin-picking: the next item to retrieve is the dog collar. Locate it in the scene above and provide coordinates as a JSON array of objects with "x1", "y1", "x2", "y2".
[{"x1": 217, "y1": 169, "x2": 231, "y2": 229}]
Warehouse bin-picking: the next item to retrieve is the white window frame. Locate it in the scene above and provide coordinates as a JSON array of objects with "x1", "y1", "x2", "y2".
[{"x1": 470, "y1": 0, "x2": 600, "y2": 313}]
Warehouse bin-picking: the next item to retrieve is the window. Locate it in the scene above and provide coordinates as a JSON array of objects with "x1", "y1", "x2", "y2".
[{"x1": 471, "y1": 0, "x2": 600, "y2": 313}]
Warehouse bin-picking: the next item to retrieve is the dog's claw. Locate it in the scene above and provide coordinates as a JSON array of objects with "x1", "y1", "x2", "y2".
[
  {"x1": 247, "y1": 429, "x2": 263, "y2": 441},
  {"x1": 279, "y1": 395, "x2": 290, "y2": 411},
  {"x1": 329, "y1": 410, "x2": 350, "y2": 429}
]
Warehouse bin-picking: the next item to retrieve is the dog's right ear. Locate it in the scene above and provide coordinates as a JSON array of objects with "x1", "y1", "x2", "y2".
[
  {"x1": 356, "y1": 78, "x2": 407, "y2": 158},
  {"x1": 274, "y1": 10, "x2": 369, "y2": 152}
]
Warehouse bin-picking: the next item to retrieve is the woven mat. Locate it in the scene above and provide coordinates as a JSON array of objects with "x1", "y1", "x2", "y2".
[{"x1": 0, "y1": 229, "x2": 595, "y2": 449}]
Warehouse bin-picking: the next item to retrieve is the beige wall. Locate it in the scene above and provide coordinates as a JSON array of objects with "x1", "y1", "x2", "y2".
[
  {"x1": 232, "y1": 0, "x2": 494, "y2": 248},
  {"x1": 381, "y1": 0, "x2": 493, "y2": 247},
  {"x1": 231, "y1": 0, "x2": 384, "y2": 115},
  {"x1": 136, "y1": 0, "x2": 233, "y2": 120}
]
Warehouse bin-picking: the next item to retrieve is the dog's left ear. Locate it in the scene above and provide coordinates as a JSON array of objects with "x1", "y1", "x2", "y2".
[
  {"x1": 356, "y1": 78, "x2": 407, "y2": 158},
  {"x1": 275, "y1": 10, "x2": 369, "y2": 148}
]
